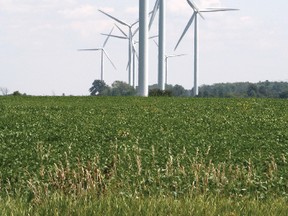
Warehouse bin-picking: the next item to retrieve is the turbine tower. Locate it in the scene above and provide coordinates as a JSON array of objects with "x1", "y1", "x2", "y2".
[
  {"x1": 149, "y1": 0, "x2": 166, "y2": 91},
  {"x1": 139, "y1": 0, "x2": 149, "y2": 97},
  {"x1": 78, "y1": 27, "x2": 116, "y2": 81},
  {"x1": 175, "y1": 0, "x2": 238, "y2": 96},
  {"x1": 99, "y1": 10, "x2": 138, "y2": 86}
]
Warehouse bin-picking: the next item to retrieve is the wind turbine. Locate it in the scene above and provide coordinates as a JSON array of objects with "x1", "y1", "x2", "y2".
[
  {"x1": 102, "y1": 24, "x2": 157, "y2": 89},
  {"x1": 78, "y1": 27, "x2": 116, "y2": 81},
  {"x1": 99, "y1": 10, "x2": 139, "y2": 86},
  {"x1": 101, "y1": 24, "x2": 139, "y2": 88},
  {"x1": 149, "y1": 0, "x2": 166, "y2": 91},
  {"x1": 175, "y1": 0, "x2": 239, "y2": 96},
  {"x1": 154, "y1": 40, "x2": 187, "y2": 86}
]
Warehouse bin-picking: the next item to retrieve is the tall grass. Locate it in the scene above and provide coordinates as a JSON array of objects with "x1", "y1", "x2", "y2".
[{"x1": 1, "y1": 194, "x2": 288, "y2": 215}]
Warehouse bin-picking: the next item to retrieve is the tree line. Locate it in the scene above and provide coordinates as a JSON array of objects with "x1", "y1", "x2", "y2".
[
  {"x1": 1, "y1": 80, "x2": 287, "y2": 98},
  {"x1": 198, "y1": 81, "x2": 288, "y2": 98},
  {"x1": 90, "y1": 80, "x2": 288, "y2": 98}
]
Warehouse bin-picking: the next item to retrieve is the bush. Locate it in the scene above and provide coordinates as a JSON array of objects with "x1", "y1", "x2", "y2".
[{"x1": 149, "y1": 89, "x2": 172, "y2": 97}]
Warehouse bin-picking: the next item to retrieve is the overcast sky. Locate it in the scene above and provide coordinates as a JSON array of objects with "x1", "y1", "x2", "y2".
[{"x1": 1, "y1": 0, "x2": 287, "y2": 95}]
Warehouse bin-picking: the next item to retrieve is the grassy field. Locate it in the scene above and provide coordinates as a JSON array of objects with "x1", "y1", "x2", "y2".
[{"x1": 0, "y1": 96, "x2": 287, "y2": 214}]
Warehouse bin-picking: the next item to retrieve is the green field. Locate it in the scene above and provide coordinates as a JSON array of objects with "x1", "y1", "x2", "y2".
[{"x1": 0, "y1": 96, "x2": 287, "y2": 214}]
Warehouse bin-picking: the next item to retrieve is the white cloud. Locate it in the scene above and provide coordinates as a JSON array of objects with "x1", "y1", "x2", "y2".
[
  {"x1": 98, "y1": 7, "x2": 115, "y2": 13},
  {"x1": 70, "y1": 20, "x2": 110, "y2": 39},
  {"x1": 198, "y1": 0, "x2": 221, "y2": 8},
  {"x1": 167, "y1": 0, "x2": 190, "y2": 14},
  {"x1": 58, "y1": 5, "x2": 98, "y2": 19},
  {"x1": 125, "y1": 6, "x2": 138, "y2": 14}
]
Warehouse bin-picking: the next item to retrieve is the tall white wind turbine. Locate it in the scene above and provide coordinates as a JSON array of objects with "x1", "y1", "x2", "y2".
[
  {"x1": 149, "y1": 0, "x2": 166, "y2": 90},
  {"x1": 139, "y1": 0, "x2": 149, "y2": 96},
  {"x1": 175, "y1": 0, "x2": 239, "y2": 96},
  {"x1": 78, "y1": 27, "x2": 116, "y2": 81},
  {"x1": 99, "y1": 10, "x2": 138, "y2": 86}
]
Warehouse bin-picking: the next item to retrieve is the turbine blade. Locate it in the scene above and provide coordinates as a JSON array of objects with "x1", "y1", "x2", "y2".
[
  {"x1": 103, "y1": 27, "x2": 114, "y2": 47},
  {"x1": 187, "y1": 0, "x2": 199, "y2": 12},
  {"x1": 133, "y1": 27, "x2": 139, "y2": 37},
  {"x1": 132, "y1": 41, "x2": 138, "y2": 53},
  {"x1": 115, "y1": 24, "x2": 128, "y2": 37},
  {"x1": 78, "y1": 49, "x2": 101, "y2": 51},
  {"x1": 200, "y1": 8, "x2": 239, "y2": 12},
  {"x1": 149, "y1": 35, "x2": 158, "y2": 40},
  {"x1": 174, "y1": 13, "x2": 195, "y2": 51},
  {"x1": 149, "y1": 0, "x2": 160, "y2": 30},
  {"x1": 132, "y1": 44, "x2": 139, "y2": 60},
  {"x1": 153, "y1": 40, "x2": 159, "y2": 47},
  {"x1": 186, "y1": 0, "x2": 205, "y2": 20},
  {"x1": 131, "y1": 19, "x2": 139, "y2": 27},
  {"x1": 126, "y1": 60, "x2": 130, "y2": 71},
  {"x1": 198, "y1": 12, "x2": 205, "y2": 20},
  {"x1": 103, "y1": 50, "x2": 117, "y2": 70},
  {"x1": 101, "y1": 33, "x2": 127, "y2": 40},
  {"x1": 99, "y1": 9, "x2": 130, "y2": 27},
  {"x1": 168, "y1": 54, "x2": 187, "y2": 58}
]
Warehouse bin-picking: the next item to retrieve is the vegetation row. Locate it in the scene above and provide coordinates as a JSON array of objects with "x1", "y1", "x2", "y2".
[{"x1": 0, "y1": 96, "x2": 287, "y2": 213}]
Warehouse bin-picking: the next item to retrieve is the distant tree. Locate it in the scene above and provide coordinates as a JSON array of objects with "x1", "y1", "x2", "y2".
[
  {"x1": 111, "y1": 81, "x2": 136, "y2": 96},
  {"x1": 172, "y1": 84, "x2": 186, "y2": 97},
  {"x1": 89, "y1": 80, "x2": 109, "y2": 96},
  {"x1": 0, "y1": 87, "x2": 9, "y2": 96},
  {"x1": 247, "y1": 83, "x2": 258, "y2": 97},
  {"x1": 12, "y1": 91, "x2": 22, "y2": 96},
  {"x1": 279, "y1": 91, "x2": 288, "y2": 99},
  {"x1": 258, "y1": 86, "x2": 268, "y2": 97},
  {"x1": 149, "y1": 84, "x2": 159, "y2": 90},
  {"x1": 198, "y1": 81, "x2": 288, "y2": 98}
]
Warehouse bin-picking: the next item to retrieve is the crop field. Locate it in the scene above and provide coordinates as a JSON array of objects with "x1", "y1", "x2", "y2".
[{"x1": 0, "y1": 96, "x2": 288, "y2": 213}]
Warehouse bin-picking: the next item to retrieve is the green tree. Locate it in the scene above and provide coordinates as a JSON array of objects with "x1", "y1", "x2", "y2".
[
  {"x1": 111, "y1": 81, "x2": 136, "y2": 96},
  {"x1": 279, "y1": 91, "x2": 288, "y2": 99},
  {"x1": 89, "y1": 80, "x2": 109, "y2": 96},
  {"x1": 247, "y1": 83, "x2": 258, "y2": 97},
  {"x1": 172, "y1": 84, "x2": 186, "y2": 97}
]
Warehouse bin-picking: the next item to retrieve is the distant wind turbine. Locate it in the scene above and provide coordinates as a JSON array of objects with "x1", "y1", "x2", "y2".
[
  {"x1": 102, "y1": 24, "x2": 139, "y2": 88},
  {"x1": 78, "y1": 27, "x2": 116, "y2": 81},
  {"x1": 99, "y1": 10, "x2": 139, "y2": 86},
  {"x1": 175, "y1": 0, "x2": 239, "y2": 96},
  {"x1": 154, "y1": 40, "x2": 186, "y2": 86}
]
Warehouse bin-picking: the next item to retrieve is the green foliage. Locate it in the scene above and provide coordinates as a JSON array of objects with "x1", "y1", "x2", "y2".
[
  {"x1": 12, "y1": 91, "x2": 25, "y2": 96},
  {"x1": 0, "y1": 97, "x2": 287, "y2": 203},
  {"x1": 1, "y1": 195, "x2": 288, "y2": 215},
  {"x1": 111, "y1": 81, "x2": 136, "y2": 96},
  {"x1": 149, "y1": 89, "x2": 172, "y2": 96},
  {"x1": 149, "y1": 84, "x2": 189, "y2": 97},
  {"x1": 89, "y1": 80, "x2": 109, "y2": 96},
  {"x1": 279, "y1": 91, "x2": 288, "y2": 99},
  {"x1": 198, "y1": 81, "x2": 288, "y2": 98}
]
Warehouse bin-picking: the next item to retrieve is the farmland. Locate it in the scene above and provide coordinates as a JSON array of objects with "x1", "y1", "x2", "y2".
[{"x1": 0, "y1": 96, "x2": 287, "y2": 214}]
